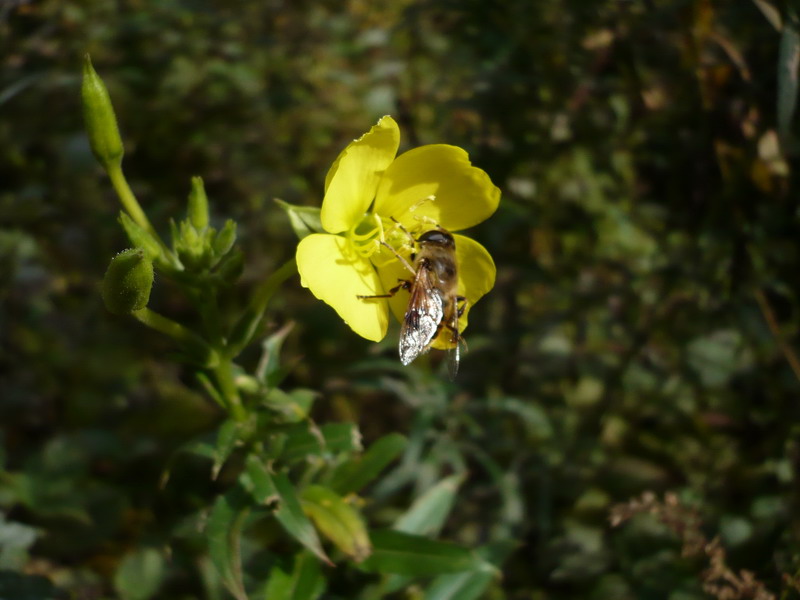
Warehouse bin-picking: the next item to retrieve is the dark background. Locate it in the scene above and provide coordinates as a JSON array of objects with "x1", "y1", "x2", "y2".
[{"x1": 2, "y1": 1, "x2": 800, "y2": 598}]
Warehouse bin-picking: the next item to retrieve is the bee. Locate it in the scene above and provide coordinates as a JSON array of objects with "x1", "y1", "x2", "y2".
[{"x1": 358, "y1": 225, "x2": 466, "y2": 378}]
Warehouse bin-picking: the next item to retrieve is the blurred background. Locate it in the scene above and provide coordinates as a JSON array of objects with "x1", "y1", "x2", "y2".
[{"x1": 2, "y1": 0, "x2": 800, "y2": 598}]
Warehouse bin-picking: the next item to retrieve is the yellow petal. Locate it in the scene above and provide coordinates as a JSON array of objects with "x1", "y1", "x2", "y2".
[
  {"x1": 374, "y1": 144, "x2": 500, "y2": 233},
  {"x1": 374, "y1": 234, "x2": 496, "y2": 349},
  {"x1": 431, "y1": 234, "x2": 496, "y2": 349},
  {"x1": 297, "y1": 234, "x2": 388, "y2": 341},
  {"x1": 321, "y1": 116, "x2": 400, "y2": 234}
]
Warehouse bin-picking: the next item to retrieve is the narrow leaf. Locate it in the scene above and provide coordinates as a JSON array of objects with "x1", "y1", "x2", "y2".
[
  {"x1": 328, "y1": 433, "x2": 407, "y2": 495},
  {"x1": 255, "y1": 322, "x2": 295, "y2": 387},
  {"x1": 301, "y1": 485, "x2": 371, "y2": 562},
  {"x1": 423, "y1": 570, "x2": 494, "y2": 600},
  {"x1": 206, "y1": 489, "x2": 249, "y2": 600},
  {"x1": 212, "y1": 419, "x2": 241, "y2": 479},
  {"x1": 281, "y1": 422, "x2": 361, "y2": 463},
  {"x1": 394, "y1": 474, "x2": 463, "y2": 536},
  {"x1": 275, "y1": 199, "x2": 323, "y2": 240},
  {"x1": 242, "y1": 456, "x2": 331, "y2": 565},
  {"x1": 361, "y1": 530, "x2": 480, "y2": 576},
  {"x1": 263, "y1": 551, "x2": 326, "y2": 600}
]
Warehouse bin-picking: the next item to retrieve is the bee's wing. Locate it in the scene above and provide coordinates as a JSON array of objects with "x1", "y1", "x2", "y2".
[{"x1": 399, "y1": 269, "x2": 444, "y2": 366}]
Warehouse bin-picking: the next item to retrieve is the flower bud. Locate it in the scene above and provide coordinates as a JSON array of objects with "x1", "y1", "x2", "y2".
[
  {"x1": 213, "y1": 220, "x2": 237, "y2": 257},
  {"x1": 188, "y1": 176, "x2": 210, "y2": 231},
  {"x1": 102, "y1": 248, "x2": 154, "y2": 315},
  {"x1": 81, "y1": 55, "x2": 124, "y2": 170}
]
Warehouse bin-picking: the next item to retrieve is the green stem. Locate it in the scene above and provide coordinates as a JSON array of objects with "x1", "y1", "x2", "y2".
[
  {"x1": 213, "y1": 359, "x2": 246, "y2": 422},
  {"x1": 227, "y1": 257, "x2": 297, "y2": 356},
  {"x1": 107, "y1": 163, "x2": 173, "y2": 259},
  {"x1": 133, "y1": 307, "x2": 194, "y2": 340},
  {"x1": 133, "y1": 308, "x2": 218, "y2": 366}
]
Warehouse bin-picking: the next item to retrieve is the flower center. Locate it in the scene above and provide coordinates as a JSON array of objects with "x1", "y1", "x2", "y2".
[
  {"x1": 346, "y1": 213, "x2": 414, "y2": 267},
  {"x1": 346, "y1": 213, "x2": 383, "y2": 259}
]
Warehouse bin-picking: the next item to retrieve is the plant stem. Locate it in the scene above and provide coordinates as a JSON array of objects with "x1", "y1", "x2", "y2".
[
  {"x1": 133, "y1": 308, "x2": 218, "y2": 366},
  {"x1": 107, "y1": 164, "x2": 173, "y2": 258},
  {"x1": 214, "y1": 358, "x2": 246, "y2": 422}
]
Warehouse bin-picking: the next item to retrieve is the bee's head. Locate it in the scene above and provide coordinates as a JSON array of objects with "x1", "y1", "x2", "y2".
[{"x1": 417, "y1": 228, "x2": 454, "y2": 248}]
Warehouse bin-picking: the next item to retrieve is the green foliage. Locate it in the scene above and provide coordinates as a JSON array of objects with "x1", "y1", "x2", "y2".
[{"x1": 3, "y1": 0, "x2": 800, "y2": 599}]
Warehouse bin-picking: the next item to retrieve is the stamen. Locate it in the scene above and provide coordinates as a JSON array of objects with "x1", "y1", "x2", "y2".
[
  {"x1": 346, "y1": 214, "x2": 385, "y2": 259},
  {"x1": 407, "y1": 194, "x2": 436, "y2": 213}
]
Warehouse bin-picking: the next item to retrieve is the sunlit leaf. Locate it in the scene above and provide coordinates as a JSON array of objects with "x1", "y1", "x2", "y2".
[
  {"x1": 423, "y1": 570, "x2": 494, "y2": 600},
  {"x1": 275, "y1": 199, "x2": 323, "y2": 240},
  {"x1": 301, "y1": 485, "x2": 371, "y2": 562},
  {"x1": 394, "y1": 474, "x2": 463, "y2": 536}
]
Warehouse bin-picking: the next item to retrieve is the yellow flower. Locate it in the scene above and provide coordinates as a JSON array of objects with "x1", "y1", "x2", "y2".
[{"x1": 296, "y1": 115, "x2": 500, "y2": 345}]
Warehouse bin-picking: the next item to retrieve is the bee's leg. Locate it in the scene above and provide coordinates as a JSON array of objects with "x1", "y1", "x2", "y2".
[
  {"x1": 357, "y1": 279, "x2": 411, "y2": 300},
  {"x1": 456, "y1": 296, "x2": 468, "y2": 318},
  {"x1": 390, "y1": 216, "x2": 416, "y2": 243},
  {"x1": 377, "y1": 240, "x2": 416, "y2": 275},
  {"x1": 446, "y1": 297, "x2": 469, "y2": 350}
]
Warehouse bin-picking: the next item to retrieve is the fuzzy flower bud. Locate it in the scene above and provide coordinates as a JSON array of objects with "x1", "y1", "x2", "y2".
[{"x1": 102, "y1": 249, "x2": 154, "y2": 315}]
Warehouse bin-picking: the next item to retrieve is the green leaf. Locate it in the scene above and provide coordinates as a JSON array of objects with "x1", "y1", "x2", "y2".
[
  {"x1": 281, "y1": 422, "x2": 362, "y2": 463},
  {"x1": 113, "y1": 547, "x2": 166, "y2": 600},
  {"x1": 255, "y1": 322, "x2": 294, "y2": 388},
  {"x1": 118, "y1": 212, "x2": 162, "y2": 261},
  {"x1": 275, "y1": 199, "x2": 323, "y2": 239},
  {"x1": 212, "y1": 419, "x2": 241, "y2": 480},
  {"x1": 159, "y1": 438, "x2": 216, "y2": 488},
  {"x1": 261, "y1": 388, "x2": 317, "y2": 423},
  {"x1": 328, "y1": 433, "x2": 407, "y2": 495},
  {"x1": 301, "y1": 485, "x2": 371, "y2": 562},
  {"x1": 206, "y1": 489, "x2": 250, "y2": 600},
  {"x1": 423, "y1": 570, "x2": 494, "y2": 600},
  {"x1": 242, "y1": 456, "x2": 331, "y2": 565},
  {"x1": 422, "y1": 541, "x2": 510, "y2": 600},
  {"x1": 213, "y1": 219, "x2": 237, "y2": 257},
  {"x1": 361, "y1": 530, "x2": 480, "y2": 576},
  {"x1": 262, "y1": 551, "x2": 326, "y2": 600},
  {"x1": 394, "y1": 474, "x2": 463, "y2": 536}
]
